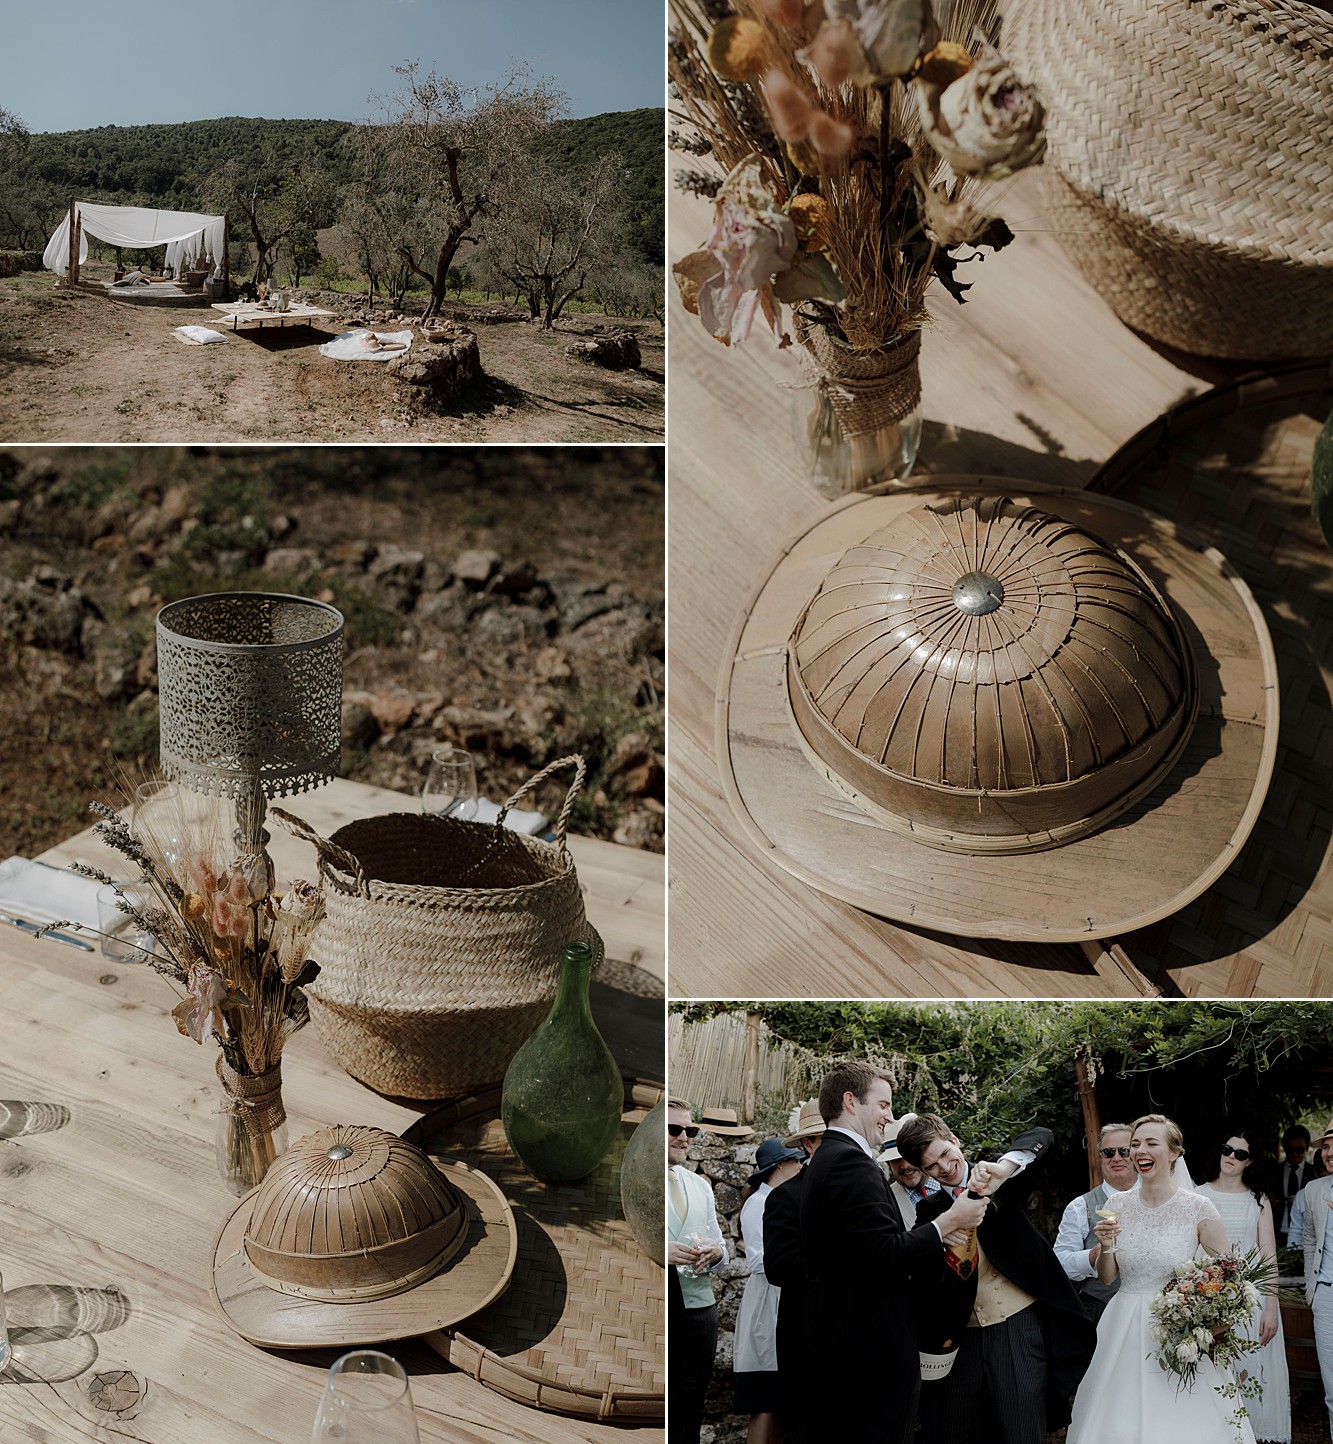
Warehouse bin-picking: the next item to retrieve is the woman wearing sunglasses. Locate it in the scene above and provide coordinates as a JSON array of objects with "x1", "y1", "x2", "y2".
[{"x1": 1199, "y1": 1127, "x2": 1290, "y2": 1443}]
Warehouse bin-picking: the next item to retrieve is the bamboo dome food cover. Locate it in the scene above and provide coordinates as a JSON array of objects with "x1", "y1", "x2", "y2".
[
  {"x1": 211, "y1": 1125, "x2": 518, "y2": 1349},
  {"x1": 1006, "y1": 0, "x2": 1333, "y2": 361},
  {"x1": 786, "y1": 495, "x2": 1198, "y2": 852}
]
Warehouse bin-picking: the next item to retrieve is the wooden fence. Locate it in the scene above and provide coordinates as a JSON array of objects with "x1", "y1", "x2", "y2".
[{"x1": 668, "y1": 1010, "x2": 817, "y2": 1126}]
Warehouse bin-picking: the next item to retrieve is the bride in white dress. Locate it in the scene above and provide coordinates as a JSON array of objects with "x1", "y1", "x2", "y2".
[
  {"x1": 1068, "y1": 1114, "x2": 1257, "y2": 1444},
  {"x1": 1197, "y1": 1128, "x2": 1290, "y2": 1442}
]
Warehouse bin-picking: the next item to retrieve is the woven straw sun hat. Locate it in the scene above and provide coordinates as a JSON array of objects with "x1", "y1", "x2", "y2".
[
  {"x1": 783, "y1": 1098, "x2": 826, "y2": 1146},
  {"x1": 211, "y1": 1124, "x2": 517, "y2": 1349},
  {"x1": 719, "y1": 480, "x2": 1278, "y2": 944},
  {"x1": 697, "y1": 1106, "x2": 755, "y2": 1137}
]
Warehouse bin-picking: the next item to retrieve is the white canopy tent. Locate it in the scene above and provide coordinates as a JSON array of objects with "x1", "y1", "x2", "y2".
[{"x1": 44, "y1": 201, "x2": 228, "y2": 286}]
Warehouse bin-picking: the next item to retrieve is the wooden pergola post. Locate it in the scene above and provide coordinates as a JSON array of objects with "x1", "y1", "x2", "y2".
[
  {"x1": 63, "y1": 197, "x2": 76, "y2": 287},
  {"x1": 1075, "y1": 1044, "x2": 1103, "y2": 1191},
  {"x1": 223, "y1": 212, "x2": 230, "y2": 297},
  {"x1": 72, "y1": 213, "x2": 82, "y2": 286},
  {"x1": 742, "y1": 1012, "x2": 761, "y2": 1124}
]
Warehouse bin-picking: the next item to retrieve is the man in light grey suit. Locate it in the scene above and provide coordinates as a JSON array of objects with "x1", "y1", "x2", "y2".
[{"x1": 1299, "y1": 1118, "x2": 1333, "y2": 1438}]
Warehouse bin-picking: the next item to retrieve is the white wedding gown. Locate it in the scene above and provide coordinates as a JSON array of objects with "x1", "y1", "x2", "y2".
[{"x1": 1068, "y1": 1188, "x2": 1257, "y2": 1444}]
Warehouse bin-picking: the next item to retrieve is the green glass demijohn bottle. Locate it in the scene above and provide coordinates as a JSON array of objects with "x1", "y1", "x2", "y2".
[{"x1": 500, "y1": 940, "x2": 624, "y2": 1184}]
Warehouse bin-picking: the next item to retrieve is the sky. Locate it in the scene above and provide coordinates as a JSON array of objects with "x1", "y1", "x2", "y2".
[{"x1": 0, "y1": 0, "x2": 664, "y2": 133}]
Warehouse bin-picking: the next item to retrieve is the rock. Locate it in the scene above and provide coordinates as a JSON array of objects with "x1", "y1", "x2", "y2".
[
  {"x1": 341, "y1": 698, "x2": 379, "y2": 750},
  {"x1": 533, "y1": 645, "x2": 572, "y2": 683},
  {"x1": 490, "y1": 559, "x2": 540, "y2": 597},
  {"x1": 0, "y1": 572, "x2": 92, "y2": 653},
  {"x1": 369, "y1": 544, "x2": 425, "y2": 612},
  {"x1": 368, "y1": 692, "x2": 417, "y2": 733},
  {"x1": 215, "y1": 550, "x2": 249, "y2": 577},
  {"x1": 419, "y1": 556, "x2": 452, "y2": 594},
  {"x1": 563, "y1": 606, "x2": 662, "y2": 664},
  {"x1": 329, "y1": 540, "x2": 372, "y2": 569},
  {"x1": 126, "y1": 506, "x2": 167, "y2": 546},
  {"x1": 159, "y1": 483, "x2": 197, "y2": 523},
  {"x1": 0, "y1": 498, "x2": 21, "y2": 531},
  {"x1": 565, "y1": 331, "x2": 641, "y2": 370},
  {"x1": 135, "y1": 637, "x2": 158, "y2": 689},
  {"x1": 438, "y1": 703, "x2": 514, "y2": 747},
  {"x1": 125, "y1": 583, "x2": 157, "y2": 609},
  {"x1": 468, "y1": 605, "x2": 551, "y2": 652},
  {"x1": 455, "y1": 549, "x2": 500, "y2": 589},
  {"x1": 386, "y1": 331, "x2": 481, "y2": 395},
  {"x1": 94, "y1": 634, "x2": 138, "y2": 701},
  {"x1": 263, "y1": 546, "x2": 319, "y2": 575},
  {"x1": 415, "y1": 588, "x2": 480, "y2": 633}
]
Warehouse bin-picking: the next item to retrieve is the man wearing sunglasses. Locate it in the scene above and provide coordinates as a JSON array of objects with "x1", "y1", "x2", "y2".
[
  {"x1": 1297, "y1": 1117, "x2": 1333, "y2": 1439},
  {"x1": 1053, "y1": 1124, "x2": 1139, "y2": 1326},
  {"x1": 668, "y1": 1098, "x2": 728, "y2": 1444}
]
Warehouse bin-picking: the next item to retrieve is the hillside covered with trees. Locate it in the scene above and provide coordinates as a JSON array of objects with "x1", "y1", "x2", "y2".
[{"x1": 0, "y1": 101, "x2": 662, "y2": 319}]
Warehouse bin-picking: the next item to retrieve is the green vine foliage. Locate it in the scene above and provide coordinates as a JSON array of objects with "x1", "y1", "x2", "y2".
[{"x1": 672, "y1": 1001, "x2": 1333, "y2": 1226}]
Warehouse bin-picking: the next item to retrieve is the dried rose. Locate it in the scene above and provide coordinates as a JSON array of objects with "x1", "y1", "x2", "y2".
[
  {"x1": 915, "y1": 43, "x2": 1046, "y2": 179},
  {"x1": 172, "y1": 965, "x2": 229, "y2": 1044},
  {"x1": 812, "y1": 0, "x2": 938, "y2": 85},
  {"x1": 789, "y1": 193, "x2": 834, "y2": 253},
  {"x1": 277, "y1": 879, "x2": 323, "y2": 924},
  {"x1": 709, "y1": 17, "x2": 770, "y2": 81}
]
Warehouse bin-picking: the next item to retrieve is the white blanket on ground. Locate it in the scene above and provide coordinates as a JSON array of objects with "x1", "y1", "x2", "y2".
[
  {"x1": 318, "y1": 329, "x2": 414, "y2": 361},
  {"x1": 173, "y1": 326, "x2": 229, "y2": 345}
]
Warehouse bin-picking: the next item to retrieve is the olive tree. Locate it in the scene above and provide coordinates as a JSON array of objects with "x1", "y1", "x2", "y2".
[
  {"x1": 205, "y1": 148, "x2": 331, "y2": 284},
  {"x1": 348, "y1": 62, "x2": 565, "y2": 319}
]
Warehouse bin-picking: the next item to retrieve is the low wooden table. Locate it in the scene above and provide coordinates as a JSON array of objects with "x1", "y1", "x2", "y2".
[
  {"x1": 668, "y1": 167, "x2": 1327, "y2": 1000},
  {"x1": 209, "y1": 301, "x2": 339, "y2": 333},
  {"x1": 0, "y1": 778, "x2": 664, "y2": 1442}
]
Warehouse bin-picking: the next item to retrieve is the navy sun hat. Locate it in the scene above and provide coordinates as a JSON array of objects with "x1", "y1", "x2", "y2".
[{"x1": 755, "y1": 1137, "x2": 804, "y2": 1179}]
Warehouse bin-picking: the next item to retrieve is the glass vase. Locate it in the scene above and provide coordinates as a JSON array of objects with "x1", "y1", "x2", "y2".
[
  {"x1": 793, "y1": 312, "x2": 923, "y2": 498},
  {"x1": 619, "y1": 1097, "x2": 666, "y2": 1265},
  {"x1": 500, "y1": 941, "x2": 624, "y2": 1185},
  {"x1": 215, "y1": 1056, "x2": 288, "y2": 1196}
]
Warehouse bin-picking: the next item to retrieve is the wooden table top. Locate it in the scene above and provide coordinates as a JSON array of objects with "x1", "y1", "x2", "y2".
[
  {"x1": 667, "y1": 168, "x2": 1315, "y2": 1000},
  {"x1": 0, "y1": 778, "x2": 663, "y2": 1441}
]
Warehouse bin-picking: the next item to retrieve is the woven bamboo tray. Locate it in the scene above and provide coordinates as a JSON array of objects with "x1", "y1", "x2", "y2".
[
  {"x1": 1088, "y1": 360, "x2": 1333, "y2": 994},
  {"x1": 403, "y1": 1078, "x2": 665, "y2": 1422}
]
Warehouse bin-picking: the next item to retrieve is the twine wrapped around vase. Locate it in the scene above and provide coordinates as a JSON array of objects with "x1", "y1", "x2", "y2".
[
  {"x1": 794, "y1": 311, "x2": 924, "y2": 495},
  {"x1": 216, "y1": 1057, "x2": 288, "y2": 1195}
]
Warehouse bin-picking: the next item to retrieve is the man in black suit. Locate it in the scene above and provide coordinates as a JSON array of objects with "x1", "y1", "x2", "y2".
[
  {"x1": 799, "y1": 1065, "x2": 988, "y2": 1444},
  {"x1": 1280, "y1": 1125, "x2": 1316, "y2": 1247},
  {"x1": 762, "y1": 1099, "x2": 823, "y2": 1444},
  {"x1": 897, "y1": 1114, "x2": 1096, "y2": 1444}
]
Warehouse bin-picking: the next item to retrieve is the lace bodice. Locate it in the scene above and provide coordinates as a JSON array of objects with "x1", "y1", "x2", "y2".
[
  {"x1": 1110, "y1": 1188, "x2": 1222, "y2": 1294},
  {"x1": 1195, "y1": 1184, "x2": 1260, "y2": 1253}
]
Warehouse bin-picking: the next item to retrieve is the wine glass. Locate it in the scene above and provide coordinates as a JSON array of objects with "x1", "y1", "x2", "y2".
[
  {"x1": 421, "y1": 746, "x2": 479, "y2": 821},
  {"x1": 131, "y1": 780, "x2": 182, "y2": 867},
  {"x1": 1095, "y1": 1201, "x2": 1123, "y2": 1255},
  {"x1": 311, "y1": 1350, "x2": 420, "y2": 1444},
  {"x1": 0, "y1": 1269, "x2": 10, "y2": 1372}
]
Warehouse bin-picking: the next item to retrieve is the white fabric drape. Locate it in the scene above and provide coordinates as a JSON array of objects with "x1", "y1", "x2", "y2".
[{"x1": 43, "y1": 203, "x2": 226, "y2": 277}]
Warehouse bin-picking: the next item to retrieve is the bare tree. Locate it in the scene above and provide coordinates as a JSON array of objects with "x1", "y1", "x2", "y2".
[
  {"x1": 348, "y1": 62, "x2": 565, "y2": 319},
  {"x1": 484, "y1": 152, "x2": 628, "y2": 329},
  {"x1": 206, "y1": 148, "x2": 331, "y2": 283}
]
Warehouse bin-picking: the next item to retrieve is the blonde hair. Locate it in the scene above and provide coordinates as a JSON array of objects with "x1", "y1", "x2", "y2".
[{"x1": 1130, "y1": 1113, "x2": 1184, "y2": 1157}]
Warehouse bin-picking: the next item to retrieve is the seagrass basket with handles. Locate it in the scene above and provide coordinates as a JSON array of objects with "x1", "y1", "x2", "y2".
[
  {"x1": 273, "y1": 756, "x2": 602, "y2": 1100},
  {"x1": 1007, "y1": 0, "x2": 1333, "y2": 361}
]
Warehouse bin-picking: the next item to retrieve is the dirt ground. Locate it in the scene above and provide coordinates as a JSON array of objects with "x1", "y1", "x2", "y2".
[
  {"x1": 0, "y1": 447, "x2": 664, "y2": 861},
  {"x1": 0, "y1": 265, "x2": 664, "y2": 443}
]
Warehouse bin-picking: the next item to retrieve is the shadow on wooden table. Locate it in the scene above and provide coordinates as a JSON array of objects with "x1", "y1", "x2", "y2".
[
  {"x1": 917, "y1": 420, "x2": 1101, "y2": 490},
  {"x1": 0, "y1": 1283, "x2": 131, "y2": 1386}
]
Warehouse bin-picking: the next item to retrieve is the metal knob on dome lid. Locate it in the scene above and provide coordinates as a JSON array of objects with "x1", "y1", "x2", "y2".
[{"x1": 786, "y1": 495, "x2": 1200, "y2": 853}]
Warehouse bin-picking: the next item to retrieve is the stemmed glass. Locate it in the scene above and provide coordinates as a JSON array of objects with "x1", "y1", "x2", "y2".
[
  {"x1": 421, "y1": 746, "x2": 479, "y2": 821},
  {"x1": 0, "y1": 1269, "x2": 10, "y2": 1372},
  {"x1": 1095, "y1": 1200, "x2": 1123, "y2": 1255},
  {"x1": 131, "y1": 780, "x2": 182, "y2": 867},
  {"x1": 311, "y1": 1350, "x2": 420, "y2": 1444}
]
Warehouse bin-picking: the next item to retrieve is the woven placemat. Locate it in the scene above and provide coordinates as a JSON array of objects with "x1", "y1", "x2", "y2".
[
  {"x1": 403, "y1": 1079, "x2": 665, "y2": 1422},
  {"x1": 1089, "y1": 361, "x2": 1333, "y2": 993}
]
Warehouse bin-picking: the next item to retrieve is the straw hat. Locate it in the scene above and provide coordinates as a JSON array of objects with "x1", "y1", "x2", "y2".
[
  {"x1": 1319, "y1": 1118, "x2": 1333, "y2": 1144},
  {"x1": 697, "y1": 1106, "x2": 754, "y2": 1137},
  {"x1": 211, "y1": 1125, "x2": 517, "y2": 1349},
  {"x1": 783, "y1": 1098, "x2": 826, "y2": 1146},
  {"x1": 880, "y1": 1114, "x2": 918, "y2": 1163},
  {"x1": 719, "y1": 479, "x2": 1277, "y2": 943}
]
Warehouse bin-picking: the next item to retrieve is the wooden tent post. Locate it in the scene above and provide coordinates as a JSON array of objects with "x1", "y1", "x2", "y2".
[
  {"x1": 1075, "y1": 1045, "x2": 1103, "y2": 1191},
  {"x1": 64, "y1": 198, "x2": 76, "y2": 287},
  {"x1": 72, "y1": 214, "x2": 82, "y2": 286},
  {"x1": 223, "y1": 213, "x2": 230, "y2": 296}
]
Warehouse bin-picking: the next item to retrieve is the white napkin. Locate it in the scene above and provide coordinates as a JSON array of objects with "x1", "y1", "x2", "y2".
[
  {"x1": 0, "y1": 856, "x2": 105, "y2": 929},
  {"x1": 474, "y1": 797, "x2": 546, "y2": 835}
]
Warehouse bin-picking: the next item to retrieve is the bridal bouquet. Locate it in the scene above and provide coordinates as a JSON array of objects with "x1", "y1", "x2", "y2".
[
  {"x1": 1149, "y1": 1249, "x2": 1275, "y2": 1432},
  {"x1": 669, "y1": 0, "x2": 1046, "y2": 493}
]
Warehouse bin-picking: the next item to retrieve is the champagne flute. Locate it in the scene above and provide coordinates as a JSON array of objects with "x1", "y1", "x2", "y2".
[
  {"x1": 311, "y1": 1350, "x2": 420, "y2": 1444},
  {"x1": 422, "y1": 746, "x2": 479, "y2": 821},
  {"x1": 1095, "y1": 1201, "x2": 1123, "y2": 1255},
  {"x1": 131, "y1": 780, "x2": 182, "y2": 867}
]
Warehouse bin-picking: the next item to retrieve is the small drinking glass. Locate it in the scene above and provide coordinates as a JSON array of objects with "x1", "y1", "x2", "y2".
[
  {"x1": 131, "y1": 781, "x2": 182, "y2": 867},
  {"x1": 0, "y1": 1268, "x2": 10, "y2": 1372},
  {"x1": 97, "y1": 883, "x2": 155, "y2": 961},
  {"x1": 311, "y1": 1350, "x2": 420, "y2": 1444},
  {"x1": 422, "y1": 746, "x2": 479, "y2": 821}
]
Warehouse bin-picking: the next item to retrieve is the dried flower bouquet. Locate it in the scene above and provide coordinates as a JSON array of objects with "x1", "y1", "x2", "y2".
[
  {"x1": 44, "y1": 792, "x2": 325, "y2": 1189},
  {"x1": 669, "y1": 0, "x2": 1046, "y2": 491}
]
